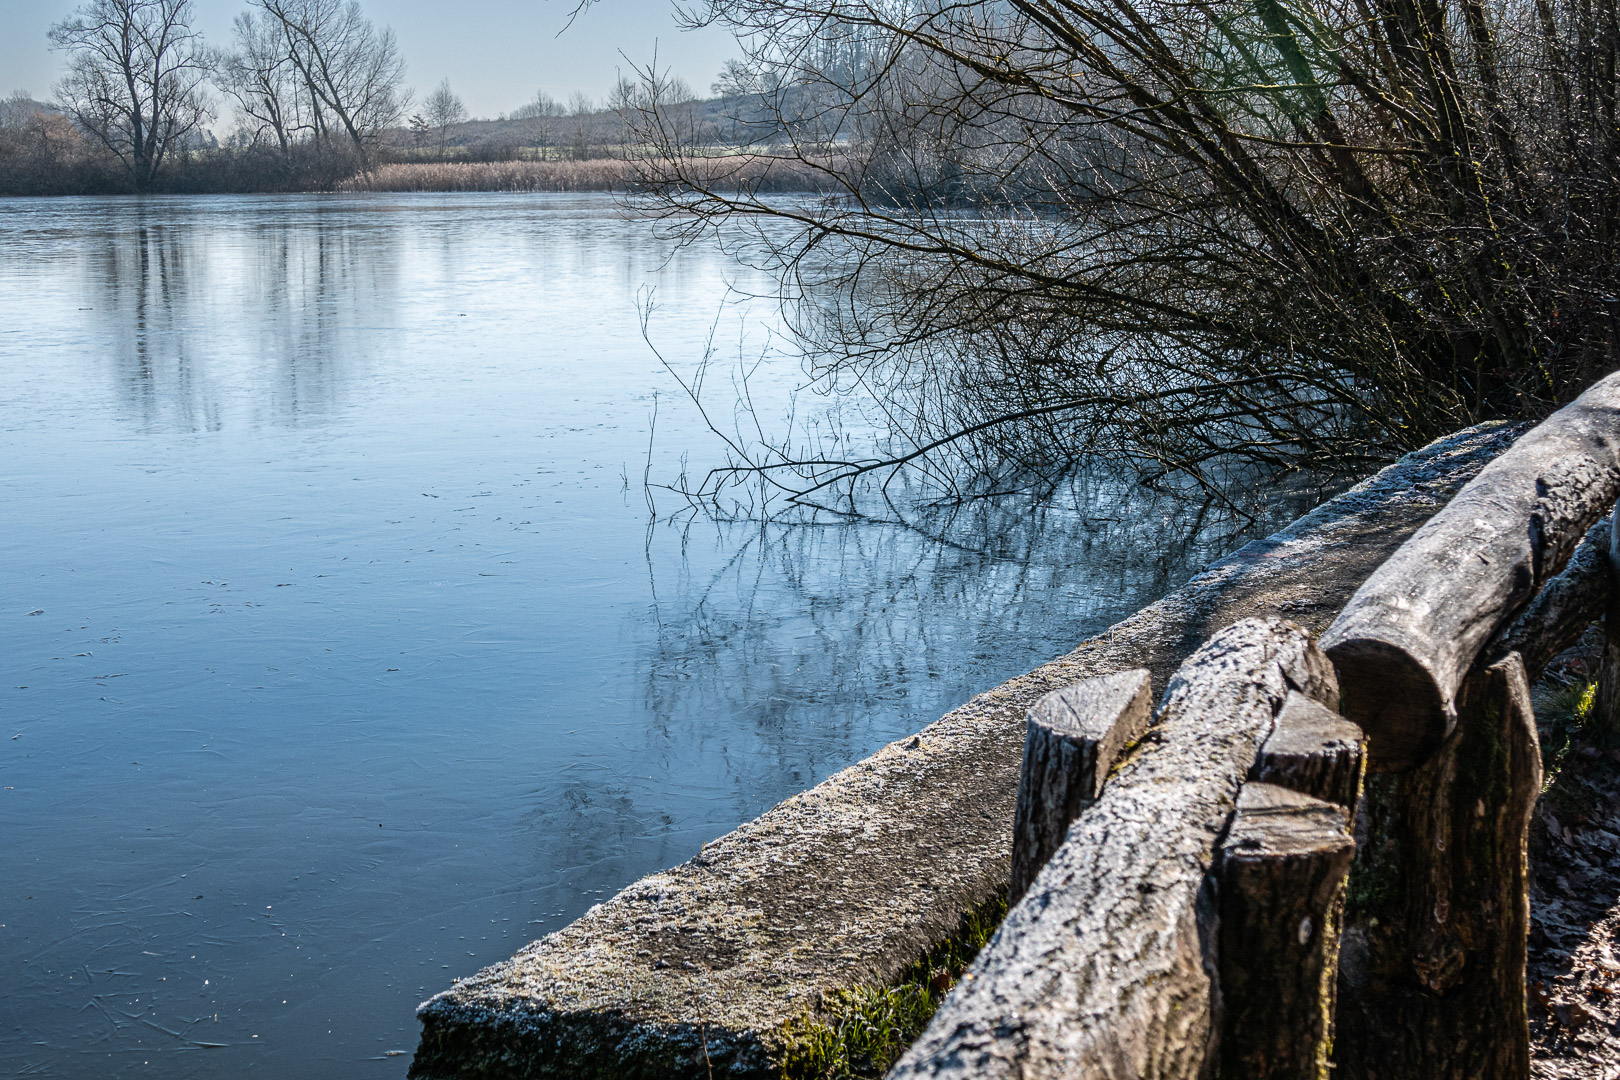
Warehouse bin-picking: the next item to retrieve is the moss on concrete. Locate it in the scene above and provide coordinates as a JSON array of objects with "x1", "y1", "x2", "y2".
[{"x1": 776, "y1": 896, "x2": 1007, "y2": 1080}]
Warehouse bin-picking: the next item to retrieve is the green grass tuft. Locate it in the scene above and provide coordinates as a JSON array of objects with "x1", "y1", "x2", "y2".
[
  {"x1": 1534, "y1": 677, "x2": 1597, "y2": 792},
  {"x1": 776, "y1": 896, "x2": 1008, "y2": 1079}
]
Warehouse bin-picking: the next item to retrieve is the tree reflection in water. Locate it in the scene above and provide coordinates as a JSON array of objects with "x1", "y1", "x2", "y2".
[{"x1": 522, "y1": 475, "x2": 1317, "y2": 881}]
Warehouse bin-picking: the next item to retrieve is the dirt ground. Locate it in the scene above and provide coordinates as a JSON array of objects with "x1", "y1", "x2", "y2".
[{"x1": 1528, "y1": 635, "x2": 1620, "y2": 1078}]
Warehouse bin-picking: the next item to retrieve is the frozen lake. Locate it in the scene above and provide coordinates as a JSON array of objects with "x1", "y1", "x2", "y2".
[{"x1": 0, "y1": 192, "x2": 1230, "y2": 1077}]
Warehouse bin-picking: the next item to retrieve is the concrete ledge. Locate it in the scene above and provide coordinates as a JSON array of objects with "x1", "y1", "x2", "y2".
[{"x1": 410, "y1": 422, "x2": 1520, "y2": 1080}]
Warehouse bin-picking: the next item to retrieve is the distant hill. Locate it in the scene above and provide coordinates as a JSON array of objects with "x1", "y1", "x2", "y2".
[{"x1": 383, "y1": 94, "x2": 778, "y2": 161}]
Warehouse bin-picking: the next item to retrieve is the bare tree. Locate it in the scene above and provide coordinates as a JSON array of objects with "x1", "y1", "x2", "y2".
[
  {"x1": 566, "y1": 91, "x2": 595, "y2": 160},
  {"x1": 659, "y1": 75, "x2": 694, "y2": 105},
  {"x1": 612, "y1": 65, "x2": 700, "y2": 160},
  {"x1": 423, "y1": 77, "x2": 466, "y2": 158},
  {"x1": 214, "y1": 9, "x2": 300, "y2": 154},
  {"x1": 48, "y1": 0, "x2": 212, "y2": 191},
  {"x1": 512, "y1": 89, "x2": 562, "y2": 158},
  {"x1": 710, "y1": 59, "x2": 782, "y2": 144},
  {"x1": 607, "y1": 75, "x2": 641, "y2": 156},
  {"x1": 0, "y1": 92, "x2": 94, "y2": 192},
  {"x1": 632, "y1": 0, "x2": 1620, "y2": 512},
  {"x1": 0, "y1": 91, "x2": 46, "y2": 132},
  {"x1": 252, "y1": 0, "x2": 407, "y2": 161}
]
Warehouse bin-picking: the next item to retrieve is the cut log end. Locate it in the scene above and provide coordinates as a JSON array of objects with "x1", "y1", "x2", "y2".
[
  {"x1": 1255, "y1": 691, "x2": 1366, "y2": 808},
  {"x1": 1324, "y1": 638, "x2": 1450, "y2": 772},
  {"x1": 1225, "y1": 781, "x2": 1353, "y2": 856},
  {"x1": 1030, "y1": 668, "x2": 1154, "y2": 754},
  {"x1": 1008, "y1": 668, "x2": 1153, "y2": 906}
]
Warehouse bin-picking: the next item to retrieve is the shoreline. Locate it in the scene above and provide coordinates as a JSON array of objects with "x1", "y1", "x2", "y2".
[
  {"x1": 0, "y1": 155, "x2": 836, "y2": 198},
  {"x1": 410, "y1": 422, "x2": 1522, "y2": 1080}
]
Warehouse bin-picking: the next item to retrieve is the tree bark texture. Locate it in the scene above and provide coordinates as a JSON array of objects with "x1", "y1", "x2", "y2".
[
  {"x1": 1321, "y1": 372, "x2": 1620, "y2": 770},
  {"x1": 1216, "y1": 783, "x2": 1356, "y2": 1080},
  {"x1": 1594, "y1": 504, "x2": 1620, "y2": 742},
  {"x1": 1332, "y1": 654, "x2": 1541, "y2": 1080},
  {"x1": 1491, "y1": 516, "x2": 1611, "y2": 679},
  {"x1": 1253, "y1": 690, "x2": 1367, "y2": 809},
  {"x1": 1008, "y1": 669, "x2": 1153, "y2": 905},
  {"x1": 888, "y1": 618, "x2": 1338, "y2": 1080}
]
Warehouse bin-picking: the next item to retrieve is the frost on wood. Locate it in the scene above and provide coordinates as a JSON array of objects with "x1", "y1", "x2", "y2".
[
  {"x1": 1322, "y1": 372, "x2": 1620, "y2": 769},
  {"x1": 889, "y1": 618, "x2": 1337, "y2": 1080},
  {"x1": 1008, "y1": 669, "x2": 1152, "y2": 905}
]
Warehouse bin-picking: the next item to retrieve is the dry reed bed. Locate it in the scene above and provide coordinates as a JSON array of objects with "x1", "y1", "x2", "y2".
[{"x1": 340, "y1": 156, "x2": 834, "y2": 193}]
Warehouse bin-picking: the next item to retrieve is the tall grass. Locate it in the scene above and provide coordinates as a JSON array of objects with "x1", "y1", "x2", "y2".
[{"x1": 341, "y1": 154, "x2": 835, "y2": 193}]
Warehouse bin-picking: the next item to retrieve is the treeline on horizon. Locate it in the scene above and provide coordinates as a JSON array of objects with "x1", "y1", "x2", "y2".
[
  {"x1": 0, "y1": 90, "x2": 819, "y2": 196},
  {"x1": 0, "y1": 0, "x2": 818, "y2": 197}
]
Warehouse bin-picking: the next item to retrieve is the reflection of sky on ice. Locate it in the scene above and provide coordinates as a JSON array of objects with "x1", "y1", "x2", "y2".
[{"x1": 0, "y1": 193, "x2": 1256, "y2": 1078}]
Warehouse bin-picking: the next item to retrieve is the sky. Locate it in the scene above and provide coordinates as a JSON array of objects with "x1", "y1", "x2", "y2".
[{"x1": 0, "y1": 0, "x2": 741, "y2": 119}]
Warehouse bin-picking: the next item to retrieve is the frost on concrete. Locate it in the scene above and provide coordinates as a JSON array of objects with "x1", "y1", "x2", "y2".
[{"x1": 409, "y1": 422, "x2": 1520, "y2": 1080}]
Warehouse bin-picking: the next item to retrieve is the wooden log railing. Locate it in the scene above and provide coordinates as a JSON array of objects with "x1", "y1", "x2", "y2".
[
  {"x1": 1215, "y1": 693, "x2": 1365, "y2": 1080},
  {"x1": 892, "y1": 372, "x2": 1620, "y2": 1080},
  {"x1": 1321, "y1": 373, "x2": 1620, "y2": 770},
  {"x1": 1594, "y1": 504, "x2": 1620, "y2": 741},
  {"x1": 890, "y1": 617, "x2": 1344, "y2": 1079},
  {"x1": 1321, "y1": 375, "x2": 1620, "y2": 1079}
]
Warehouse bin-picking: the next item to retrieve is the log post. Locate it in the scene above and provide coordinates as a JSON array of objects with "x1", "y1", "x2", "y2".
[
  {"x1": 1594, "y1": 503, "x2": 1620, "y2": 742},
  {"x1": 1008, "y1": 668, "x2": 1152, "y2": 905},
  {"x1": 1216, "y1": 693, "x2": 1364, "y2": 1080},
  {"x1": 1320, "y1": 372, "x2": 1620, "y2": 770},
  {"x1": 1216, "y1": 783, "x2": 1356, "y2": 1080},
  {"x1": 889, "y1": 619, "x2": 1338, "y2": 1080},
  {"x1": 1491, "y1": 516, "x2": 1612, "y2": 680},
  {"x1": 1332, "y1": 653, "x2": 1542, "y2": 1080},
  {"x1": 1252, "y1": 690, "x2": 1366, "y2": 808}
]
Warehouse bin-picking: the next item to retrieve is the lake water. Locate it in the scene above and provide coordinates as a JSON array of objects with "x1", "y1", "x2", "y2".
[{"x1": 1, "y1": 193, "x2": 1239, "y2": 1077}]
